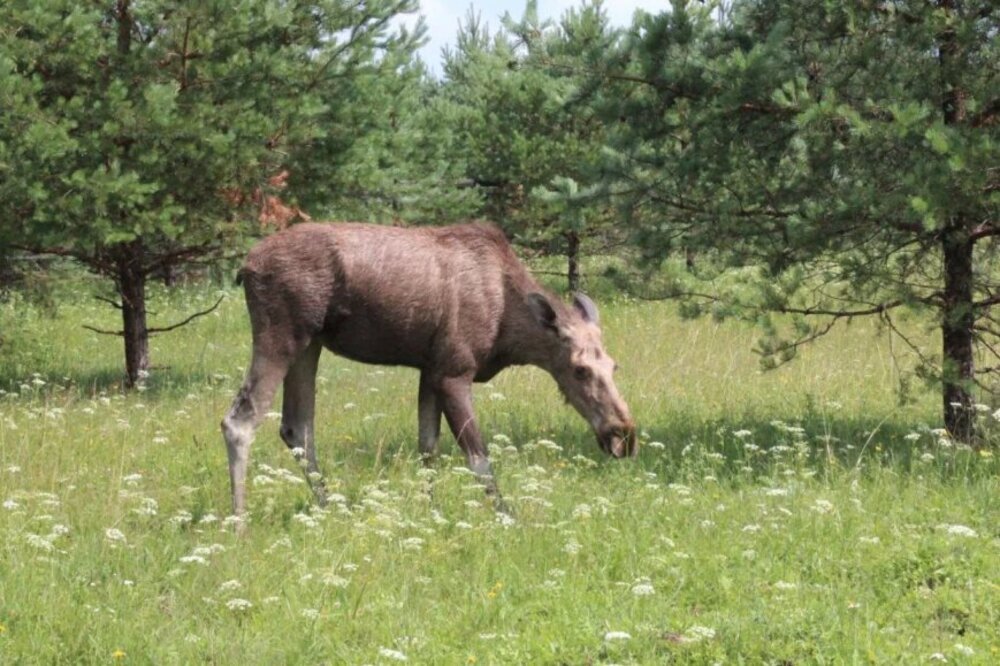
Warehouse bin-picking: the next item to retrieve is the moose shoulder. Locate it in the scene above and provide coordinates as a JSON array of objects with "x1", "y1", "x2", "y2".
[{"x1": 221, "y1": 222, "x2": 636, "y2": 520}]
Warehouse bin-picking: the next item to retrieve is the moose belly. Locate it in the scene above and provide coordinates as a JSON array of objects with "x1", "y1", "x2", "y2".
[{"x1": 321, "y1": 306, "x2": 437, "y2": 368}]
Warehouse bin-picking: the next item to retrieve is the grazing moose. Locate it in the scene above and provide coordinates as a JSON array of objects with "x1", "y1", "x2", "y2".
[{"x1": 221, "y1": 222, "x2": 636, "y2": 519}]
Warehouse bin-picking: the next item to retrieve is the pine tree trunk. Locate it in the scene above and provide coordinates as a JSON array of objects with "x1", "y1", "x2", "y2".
[
  {"x1": 937, "y1": 3, "x2": 974, "y2": 442},
  {"x1": 566, "y1": 230, "x2": 580, "y2": 293},
  {"x1": 116, "y1": 240, "x2": 149, "y2": 389},
  {"x1": 941, "y1": 223, "x2": 975, "y2": 442}
]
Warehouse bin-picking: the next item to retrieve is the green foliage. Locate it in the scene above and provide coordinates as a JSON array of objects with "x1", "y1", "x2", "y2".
[
  {"x1": 0, "y1": 0, "x2": 429, "y2": 385},
  {"x1": 598, "y1": 0, "x2": 1000, "y2": 434},
  {"x1": 0, "y1": 0, "x2": 427, "y2": 250},
  {"x1": 439, "y1": 1, "x2": 624, "y2": 287}
]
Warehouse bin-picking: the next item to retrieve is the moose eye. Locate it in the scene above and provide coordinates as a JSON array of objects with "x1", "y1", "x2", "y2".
[{"x1": 574, "y1": 366, "x2": 591, "y2": 381}]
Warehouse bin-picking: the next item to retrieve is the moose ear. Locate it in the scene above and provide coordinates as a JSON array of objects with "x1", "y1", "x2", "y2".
[
  {"x1": 526, "y1": 292, "x2": 559, "y2": 333},
  {"x1": 573, "y1": 293, "x2": 599, "y2": 325}
]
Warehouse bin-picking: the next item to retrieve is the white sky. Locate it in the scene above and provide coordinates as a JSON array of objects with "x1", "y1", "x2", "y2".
[{"x1": 407, "y1": 1, "x2": 665, "y2": 74}]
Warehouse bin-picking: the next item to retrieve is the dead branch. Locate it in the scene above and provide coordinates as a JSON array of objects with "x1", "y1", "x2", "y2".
[
  {"x1": 82, "y1": 324, "x2": 123, "y2": 336},
  {"x1": 146, "y1": 295, "x2": 224, "y2": 335},
  {"x1": 93, "y1": 295, "x2": 123, "y2": 310}
]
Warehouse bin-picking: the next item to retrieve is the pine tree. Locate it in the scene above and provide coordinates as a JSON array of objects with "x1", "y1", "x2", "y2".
[
  {"x1": 602, "y1": 0, "x2": 1000, "y2": 440},
  {"x1": 0, "y1": 0, "x2": 422, "y2": 387}
]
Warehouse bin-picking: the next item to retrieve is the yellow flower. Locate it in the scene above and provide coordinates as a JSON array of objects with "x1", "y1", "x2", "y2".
[
  {"x1": 486, "y1": 581, "x2": 503, "y2": 599},
  {"x1": 0, "y1": 621, "x2": 6, "y2": 634},
  {"x1": 112, "y1": 649, "x2": 126, "y2": 659},
  {"x1": 467, "y1": 656, "x2": 477, "y2": 664}
]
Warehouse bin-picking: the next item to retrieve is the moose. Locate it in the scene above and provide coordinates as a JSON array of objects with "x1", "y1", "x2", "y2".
[{"x1": 221, "y1": 221, "x2": 636, "y2": 519}]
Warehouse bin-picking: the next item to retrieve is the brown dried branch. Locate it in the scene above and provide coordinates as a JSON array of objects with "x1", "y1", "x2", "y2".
[{"x1": 146, "y1": 295, "x2": 224, "y2": 335}]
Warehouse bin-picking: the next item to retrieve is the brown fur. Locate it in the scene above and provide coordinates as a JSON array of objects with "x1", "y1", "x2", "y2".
[{"x1": 221, "y1": 222, "x2": 636, "y2": 521}]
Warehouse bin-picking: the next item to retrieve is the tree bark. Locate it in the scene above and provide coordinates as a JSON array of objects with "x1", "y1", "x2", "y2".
[
  {"x1": 566, "y1": 230, "x2": 580, "y2": 292},
  {"x1": 941, "y1": 223, "x2": 975, "y2": 442},
  {"x1": 116, "y1": 240, "x2": 149, "y2": 389}
]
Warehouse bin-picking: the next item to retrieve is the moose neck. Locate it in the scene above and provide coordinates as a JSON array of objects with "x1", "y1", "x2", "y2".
[{"x1": 497, "y1": 278, "x2": 566, "y2": 373}]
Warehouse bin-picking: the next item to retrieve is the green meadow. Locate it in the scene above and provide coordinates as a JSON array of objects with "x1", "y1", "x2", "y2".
[{"x1": 0, "y1": 277, "x2": 997, "y2": 664}]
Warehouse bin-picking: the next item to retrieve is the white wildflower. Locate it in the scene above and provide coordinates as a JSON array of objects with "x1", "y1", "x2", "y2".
[
  {"x1": 222, "y1": 515, "x2": 244, "y2": 529},
  {"x1": 647, "y1": 440, "x2": 666, "y2": 450},
  {"x1": 953, "y1": 644, "x2": 974, "y2": 656},
  {"x1": 378, "y1": 647, "x2": 408, "y2": 662},
  {"x1": 563, "y1": 540, "x2": 582, "y2": 555},
  {"x1": 940, "y1": 524, "x2": 978, "y2": 538},
  {"x1": 292, "y1": 513, "x2": 318, "y2": 529},
  {"x1": 132, "y1": 497, "x2": 158, "y2": 517},
  {"x1": 225, "y1": 598, "x2": 253, "y2": 612},
  {"x1": 684, "y1": 625, "x2": 716, "y2": 642},
  {"x1": 301, "y1": 608, "x2": 320, "y2": 620},
  {"x1": 496, "y1": 512, "x2": 516, "y2": 528},
  {"x1": 604, "y1": 631, "x2": 631, "y2": 641},
  {"x1": 105, "y1": 528, "x2": 126, "y2": 544},
  {"x1": 179, "y1": 555, "x2": 208, "y2": 565},
  {"x1": 322, "y1": 573, "x2": 349, "y2": 588},
  {"x1": 219, "y1": 580, "x2": 242, "y2": 592},
  {"x1": 812, "y1": 499, "x2": 835, "y2": 514},
  {"x1": 401, "y1": 537, "x2": 425, "y2": 551},
  {"x1": 631, "y1": 580, "x2": 655, "y2": 597},
  {"x1": 26, "y1": 533, "x2": 55, "y2": 551},
  {"x1": 169, "y1": 510, "x2": 193, "y2": 526}
]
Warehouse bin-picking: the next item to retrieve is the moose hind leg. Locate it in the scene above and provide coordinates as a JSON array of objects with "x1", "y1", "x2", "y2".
[
  {"x1": 418, "y1": 372, "x2": 442, "y2": 465},
  {"x1": 279, "y1": 340, "x2": 327, "y2": 506},
  {"x1": 222, "y1": 354, "x2": 290, "y2": 519}
]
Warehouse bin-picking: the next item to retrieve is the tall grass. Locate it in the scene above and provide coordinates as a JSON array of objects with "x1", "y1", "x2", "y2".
[{"x1": 0, "y1": 279, "x2": 996, "y2": 664}]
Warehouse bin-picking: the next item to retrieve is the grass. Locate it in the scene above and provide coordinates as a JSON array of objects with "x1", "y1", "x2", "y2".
[{"x1": 0, "y1": 276, "x2": 997, "y2": 664}]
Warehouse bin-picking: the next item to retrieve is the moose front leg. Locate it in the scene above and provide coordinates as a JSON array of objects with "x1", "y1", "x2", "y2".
[
  {"x1": 279, "y1": 341, "x2": 328, "y2": 506},
  {"x1": 436, "y1": 375, "x2": 506, "y2": 509}
]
